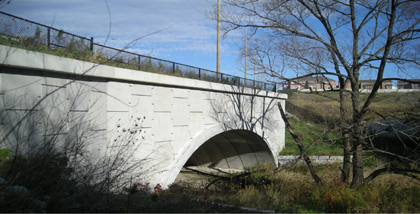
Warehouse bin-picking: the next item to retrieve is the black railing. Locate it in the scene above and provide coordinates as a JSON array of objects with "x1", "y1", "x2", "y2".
[{"x1": 0, "y1": 11, "x2": 277, "y2": 92}]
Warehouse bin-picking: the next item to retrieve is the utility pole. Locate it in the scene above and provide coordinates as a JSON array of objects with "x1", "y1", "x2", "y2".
[
  {"x1": 244, "y1": 27, "x2": 247, "y2": 87},
  {"x1": 216, "y1": 0, "x2": 221, "y2": 81},
  {"x1": 253, "y1": 52, "x2": 256, "y2": 88}
]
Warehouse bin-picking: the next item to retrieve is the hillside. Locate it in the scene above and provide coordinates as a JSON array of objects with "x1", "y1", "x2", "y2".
[
  {"x1": 280, "y1": 91, "x2": 420, "y2": 156},
  {"x1": 286, "y1": 91, "x2": 420, "y2": 121}
]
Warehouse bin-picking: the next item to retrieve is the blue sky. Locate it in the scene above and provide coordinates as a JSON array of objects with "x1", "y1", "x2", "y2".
[
  {"x1": 1, "y1": 0, "x2": 247, "y2": 78},
  {"x1": 2, "y1": 1, "x2": 418, "y2": 83}
]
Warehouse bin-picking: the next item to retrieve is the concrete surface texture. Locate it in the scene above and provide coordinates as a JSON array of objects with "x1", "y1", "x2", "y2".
[{"x1": 0, "y1": 45, "x2": 287, "y2": 188}]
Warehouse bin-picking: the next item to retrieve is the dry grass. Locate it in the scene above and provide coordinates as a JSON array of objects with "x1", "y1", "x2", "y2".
[
  {"x1": 287, "y1": 91, "x2": 420, "y2": 121},
  {"x1": 205, "y1": 163, "x2": 420, "y2": 213}
]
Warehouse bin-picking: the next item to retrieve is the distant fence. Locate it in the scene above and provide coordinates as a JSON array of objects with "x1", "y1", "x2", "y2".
[{"x1": 0, "y1": 11, "x2": 277, "y2": 92}]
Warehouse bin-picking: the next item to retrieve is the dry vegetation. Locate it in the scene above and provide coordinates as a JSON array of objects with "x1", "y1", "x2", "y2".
[
  {"x1": 287, "y1": 91, "x2": 420, "y2": 121},
  {"x1": 173, "y1": 163, "x2": 420, "y2": 213}
]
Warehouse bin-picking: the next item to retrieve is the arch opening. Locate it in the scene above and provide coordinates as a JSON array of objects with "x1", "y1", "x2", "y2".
[{"x1": 184, "y1": 130, "x2": 275, "y2": 170}]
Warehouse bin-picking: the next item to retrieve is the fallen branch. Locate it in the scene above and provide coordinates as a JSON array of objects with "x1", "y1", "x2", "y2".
[
  {"x1": 364, "y1": 167, "x2": 420, "y2": 183},
  {"x1": 277, "y1": 102, "x2": 323, "y2": 186}
]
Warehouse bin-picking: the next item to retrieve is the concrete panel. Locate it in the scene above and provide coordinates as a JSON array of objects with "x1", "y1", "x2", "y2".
[
  {"x1": 107, "y1": 81, "x2": 131, "y2": 112},
  {"x1": 89, "y1": 91, "x2": 107, "y2": 130},
  {"x1": 66, "y1": 111, "x2": 91, "y2": 148},
  {"x1": 0, "y1": 94, "x2": 3, "y2": 110},
  {"x1": 131, "y1": 127, "x2": 154, "y2": 161},
  {"x1": 130, "y1": 95, "x2": 153, "y2": 128},
  {"x1": 88, "y1": 130, "x2": 108, "y2": 157},
  {"x1": 202, "y1": 114, "x2": 216, "y2": 126},
  {"x1": 254, "y1": 98, "x2": 263, "y2": 114},
  {"x1": 90, "y1": 80, "x2": 107, "y2": 93},
  {"x1": 172, "y1": 126, "x2": 191, "y2": 156},
  {"x1": 152, "y1": 87, "x2": 173, "y2": 112},
  {"x1": 172, "y1": 88, "x2": 189, "y2": 98},
  {"x1": 153, "y1": 141, "x2": 175, "y2": 169},
  {"x1": 41, "y1": 84, "x2": 70, "y2": 121},
  {"x1": 188, "y1": 90, "x2": 205, "y2": 112},
  {"x1": 152, "y1": 112, "x2": 173, "y2": 142},
  {"x1": 131, "y1": 84, "x2": 152, "y2": 96},
  {"x1": 107, "y1": 111, "x2": 129, "y2": 145},
  {"x1": 43, "y1": 76, "x2": 67, "y2": 87},
  {"x1": 203, "y1": 91, "x2": 216, "y2": 101},
  {"x1": 68, "y1": 111, "x2": 89, "y2": 132},
  {"x1": 172, "y1": 98, "x2": 190, "y2": 126},
  {"x1": 189, "y1": 112, "x2": 204, "y2": 138},
  {"x1": 1, "y1": 72, "x2": 43, "y2": 110},
  {"x1": 1, "y1": 110, "x2": 44, "y2": 154},
  {"x1": 68, "y1": 80, "x2": 90, "y2": 111},
  {"x1": 200, "y1": 97, "x2": 217, "y2": 125}
]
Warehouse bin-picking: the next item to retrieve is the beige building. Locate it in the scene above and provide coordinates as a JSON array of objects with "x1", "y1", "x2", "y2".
[
  {"x1": 289, "y1": 76, "x2": 337, "y2": 90},
  {"x1": 359, "y1": 80, "x2": 393, "y2": 89},
  {"x1": 339, "y1": 79, "x2": 393, "y2": 90}
]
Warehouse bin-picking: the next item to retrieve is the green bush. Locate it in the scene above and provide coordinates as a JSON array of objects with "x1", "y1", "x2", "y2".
[{"x1": 0, "y1": 149, "x2": 11, "y2": 166}]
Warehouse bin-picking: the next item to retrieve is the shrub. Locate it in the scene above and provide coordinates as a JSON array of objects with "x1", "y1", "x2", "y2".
[{"x1": 0, "y1": 153, "x2": 72, "y2": 195}]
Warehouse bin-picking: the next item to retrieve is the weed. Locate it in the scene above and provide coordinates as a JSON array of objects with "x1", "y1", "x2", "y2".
[
  {"x1": 280, "y1": 117, "x2": 342, "y2": 155},
  {"x1": 199, "y1": 163, "x2": 420, "y2": 213}
]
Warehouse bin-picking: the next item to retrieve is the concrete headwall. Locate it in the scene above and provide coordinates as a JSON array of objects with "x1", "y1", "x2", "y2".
[
  {"x1": 278, "y1": 155, "x2": 346, "y2": 166},
  {"x1": 0, "y1": 45, "x2": 287, "y2": 187}
]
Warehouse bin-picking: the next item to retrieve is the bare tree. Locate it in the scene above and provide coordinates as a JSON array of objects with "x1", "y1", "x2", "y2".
[
  {"x1": 0, "y1": 0, "x2": 11, "y2": 9},
  {"x1": 0, "y1": 8, "x2": 168, "y2": 211},
  {"x1": 218, "y1": 0, "x2": 420, "y2": 187}
]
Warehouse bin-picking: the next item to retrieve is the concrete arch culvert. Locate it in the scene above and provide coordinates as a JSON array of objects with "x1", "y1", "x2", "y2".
[{"x1": 185, "y1": 129, "x2": 276, "y2": 170}]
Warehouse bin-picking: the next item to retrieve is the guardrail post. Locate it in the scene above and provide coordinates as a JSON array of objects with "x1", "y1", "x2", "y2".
[
  {"x1": 90, "y1": 37, "x2": 94, "y2": 52},
  {"x1": 221, "y1": 73, "x2": 223, "y2": 83},
  {"x1": 47, "y1": 28, "x2": 51, "y2": 49},
  {"x1": 137, "y1": 55, "x2": 141, "y2": 70},
  {"x1": 198, "y1": 68, "x2": 201, "y2": 80},
  {"x1": 173, "y1": 63, "x2": 176, "y2": 74}
]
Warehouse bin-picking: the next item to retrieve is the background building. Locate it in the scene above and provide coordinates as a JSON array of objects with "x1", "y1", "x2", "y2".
[
  {"x1": 289, "y1": 76, "x2": 337, "y2": 90},
  {"x1": 397, "y1": 80, "x2": 420, "y2": 89},
  {"x1": 359, "y1": 80, "x2": 393, "y2": 90}
]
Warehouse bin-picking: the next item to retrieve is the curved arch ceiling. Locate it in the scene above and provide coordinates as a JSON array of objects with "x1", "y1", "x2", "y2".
[{"x1": 185, "y1": 130, "x2": 275, "y2": 170}]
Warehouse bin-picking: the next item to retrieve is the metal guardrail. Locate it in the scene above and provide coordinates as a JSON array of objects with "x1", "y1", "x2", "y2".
[{"x1": 0, "y1": 11, "x2": 277, "y2": 92}]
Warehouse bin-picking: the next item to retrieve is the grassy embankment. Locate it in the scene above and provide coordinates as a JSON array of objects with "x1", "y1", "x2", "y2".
[{"x1": 280, "y1": 91, "x2": 420, "y2": 156}]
